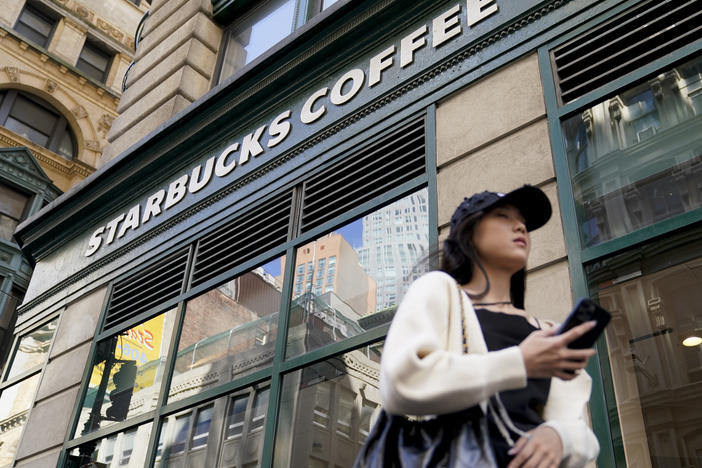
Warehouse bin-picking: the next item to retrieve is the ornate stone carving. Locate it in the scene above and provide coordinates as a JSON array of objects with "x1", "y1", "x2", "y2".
[
  {"x1": 98, "y1": 114, "x2": 115, "y2": 136},
  {"x1": 76, "y1": 6, "x2": 94, "y2": 22},
  {"x1": 45, "y1": 79, "x2": 58, "y2": 93},
  {"x1": 85, "y1": 140, "x2": 101, "y2": 151},
  {"x1": 608, "y1": 97, "x2": 623, "y2": 124},
  {"x1": 72, "y1": 105, "x2": 88, "y2": 119},
  {"x1": 3, "y1": 67, "x2": 20, "y2": 82},
  {"x1": 97, "y1": 18, "x2": 124, "y2": 41}
]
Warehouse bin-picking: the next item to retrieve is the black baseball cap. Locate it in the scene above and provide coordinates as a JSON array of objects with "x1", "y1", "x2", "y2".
[{"x1": 450, "y1": 185, "x2": 552, "y2": 233}]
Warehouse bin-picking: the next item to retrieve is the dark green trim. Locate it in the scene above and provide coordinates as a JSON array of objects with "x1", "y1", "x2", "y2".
[
  {"x1": 538, "y1": 46, "x2": 619, "y2": 468},
  {"x1": 260, "y1": 246, "x2": 297, "y2": 468},
  {"x1": 280, "y1": 325, "x2": 388, "y2": 374},
  {"x1": 425, "y1": 103, "x2": 439, "y2": 259},
  {"x1": 64, "y1": 411, "x2": 156, "y2": 450},
  {"x1": 580, "y1": 207, "x2": 702, "y2": 263}
]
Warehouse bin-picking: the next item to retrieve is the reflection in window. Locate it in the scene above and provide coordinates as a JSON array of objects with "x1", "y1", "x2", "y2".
[
  {"x1": 274, "y1": 344, "x2": 382, "y2": 467},
  {"x1": 75, "y1": 308, "x2": 177, "y2": 437},
  {"x1": 169, "y1": 259, "x2": 282, "y2": 403},
  {"x1": 217, "y1": 0, "x2": 295, "y2": 83},
  {"x1": 0, "y1": 374, "x2": 41, "y2": 466},
  {"x1": 155, "y1": 384, "x2": 270, "y2": 467},
  {"x1": 586, "y1": 228, "x2": 702, "y2": 468},
  {"x1": 67, "y1": 423, "x2": 153, "y2": 468},
  {"x1": 285, "y1": 189, "x2": 428, "y2": 358},
  {"x1": 562, "y1": 53, "x2": 702, "y2": 247},
  {"x1": 4, "y1": 318, "x2": 58, "y2": 380}
]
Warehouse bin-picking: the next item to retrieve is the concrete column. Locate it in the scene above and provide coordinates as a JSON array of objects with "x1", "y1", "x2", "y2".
[
  {"x1": 99, "y1": 0, "x2": 222, "y2": 166},
  {"x1": 50, "y1": 18, "x2": 87, "y2": 64}
]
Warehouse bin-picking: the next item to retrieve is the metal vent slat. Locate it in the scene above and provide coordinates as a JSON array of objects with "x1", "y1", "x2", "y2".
[
  {"x1": 300, "y1": 117, "x2": 425, "y2": 233},
  {"x1": 552, "y1": 0, "x2": 702, "y2": 103},
  {"x1": 104, "y1": 249, "x2": 188, "y2": 331},
  {"x1": 196, "y1": 194, "x2": 291, "y2": 256},
  {"x1": 190, "y1": 191, "x2": 293, "y2": 287},
  {"x1": 302, "y1": 134, "x2": 424, "y2": 216}
]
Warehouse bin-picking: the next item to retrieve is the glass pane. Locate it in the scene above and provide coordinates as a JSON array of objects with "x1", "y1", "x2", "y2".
[
  {"x1": 9, "y1": 94, "x2": 58, "y2": 135},
  {"x1": 0, "y1": 183, "x2": 30, "y2": 220},
  {"x1": 218, "y1": 0, "x2": 295, "y2": 82},
  {"x1": 0, "y1": 374, "x2": 41, "y2": 466},
  {"x1": 286, "y1": 189, "x2": 429, "y2": 358},
  {"x1": 154, "y1": 383, "x2": 270, "y2": 468},
  {"x1": 0, "y1": 214, "x2": 19, "y2": 242},
  {"x1": 322, "y1": 0, "x2": 339, "y2": 9},
  {"x1": 563, "y1": 53, "x2": 702, "y2": 248},
  {"x1": 67, "y1": 422, "x2": 152, "y2": 468},
  {"x1": 274, "y1": 343, "x2": 383, "y2": 467},
  {"x1": 75, "y1": 308, "x2": 178, "y2": 437},
  {"x1": 14, "y1": 6, "x2": 54, "y2": 47},
  {"x1": 57, "y1": 129, "x2": 75, "y2": 159},
  {"x1": 586, "y1": 227, "x2": 702, "y2": 467},
  {"x1": 168, "y1": 259, "x2": 281, "y2": 402},
  {"x1": 4, "y1": 116, "x2": 51, "y2": 147},
  {"x1": 6, "y1": 318, "x2": 58, "y2": 380}
]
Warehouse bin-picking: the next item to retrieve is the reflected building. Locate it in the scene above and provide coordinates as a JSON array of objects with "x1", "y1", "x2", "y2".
[
  {"x1": 564, "y1": 64, "x2": 702, "y2": 247},
  {"x1": 358, "y1": 191, "x2": 429, "y2": 312}
]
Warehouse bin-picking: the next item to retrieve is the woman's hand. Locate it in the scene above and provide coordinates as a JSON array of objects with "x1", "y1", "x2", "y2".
[
  {"x1": 507, "y1": 425, "x2": 563, "y2": 468},
  {"x1": 519, "y1": 321, "x2": 596, "y2": 380}
]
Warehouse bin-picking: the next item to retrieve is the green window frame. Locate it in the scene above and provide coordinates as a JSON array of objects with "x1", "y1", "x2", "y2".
[
  {"x1": 60, "y1": 106, "x2": 438, "y2": 467},
  {"x1": 539, "y1": 3, "x2": 702, "y2": 467}
]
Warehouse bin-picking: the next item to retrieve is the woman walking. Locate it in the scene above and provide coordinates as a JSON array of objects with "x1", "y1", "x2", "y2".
[{"x1": 379, "y1": 185, "x2": 600, "y2": 467}]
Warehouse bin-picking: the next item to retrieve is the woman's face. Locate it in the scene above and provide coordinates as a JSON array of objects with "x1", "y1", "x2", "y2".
[{"x1": 471, "y1": 204, "x2": 529, "y2": 273}]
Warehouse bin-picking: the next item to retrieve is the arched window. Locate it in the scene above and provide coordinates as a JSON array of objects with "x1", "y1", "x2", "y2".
[{"x1": 0, "y1": 90, "x2": 77, "y2": 160}]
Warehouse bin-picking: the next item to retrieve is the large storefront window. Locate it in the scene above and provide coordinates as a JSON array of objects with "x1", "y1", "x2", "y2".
[
  {"x1": 67, "y1": 422, "x2": 153, "y2": 468},
  {"x1": 586, "y1": 227, "x2": 702, "y2": 467},
  {"x1": 155, "y1": 382, "x2": 270, "y2": 467},
  {"x1": 0, "y1": 318, "x2": 58, "y2": 466},
  {"x1": 273, "y1": 343, "x2": 383, "y2": 468},
  {"x1": 169, "y1": 259, "x2": 282, "y2": 403},
  {"x1": 563, "y1": 53, "x2": 702, "y2": 248},
  {"x1": 0, "y1": 181, "x2": 30, "y2": 242},
  {"x1": 75, "y1": 308, "x2": 178, "y2": 437},
  {"x1": 286, "y1": 189, "x2": 428, "y2": 358}
]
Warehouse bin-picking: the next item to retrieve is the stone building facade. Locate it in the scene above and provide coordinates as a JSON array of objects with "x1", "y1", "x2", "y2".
[{"x1": 5, "y1": 0, "x2": 702, "y2": 466}]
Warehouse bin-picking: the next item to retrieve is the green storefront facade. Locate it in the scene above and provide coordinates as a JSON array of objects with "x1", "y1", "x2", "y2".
[{"x1": 2, "y1": 0, "x2": 702, "y2": 466}]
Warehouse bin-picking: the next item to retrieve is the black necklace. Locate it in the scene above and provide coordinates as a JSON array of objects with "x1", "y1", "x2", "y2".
[{"x1": 472, "y1": 301, "x2": 512, "y2": 306}]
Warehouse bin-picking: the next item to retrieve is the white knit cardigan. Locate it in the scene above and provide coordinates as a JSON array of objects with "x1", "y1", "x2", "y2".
[{"x1": 379, "y1": 271, "x2": 600, "y2": 468}]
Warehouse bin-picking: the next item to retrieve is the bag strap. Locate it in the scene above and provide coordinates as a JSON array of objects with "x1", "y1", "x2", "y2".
[{"x1": 455, "y1": 281, "x2": 529, "y2": 447}]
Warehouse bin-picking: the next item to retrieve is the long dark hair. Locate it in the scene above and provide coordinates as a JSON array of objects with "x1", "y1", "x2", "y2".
[{"x1": 438, "y1": 211, "x2": 526, "y2": 309}]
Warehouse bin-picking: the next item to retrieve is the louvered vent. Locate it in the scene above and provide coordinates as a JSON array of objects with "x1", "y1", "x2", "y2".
[
  {"x1": 300, "y1": 117, "x2": 425, "y2": 233},
  {"x1": 191, "y1": 190, "x2": 293, "y2": 287},
  {"x1": 104, "y1": 249, "x2": 189, "y2": 331},
  {"x1": 552, "y1": 0, "x2": 702, "y2": 104}
]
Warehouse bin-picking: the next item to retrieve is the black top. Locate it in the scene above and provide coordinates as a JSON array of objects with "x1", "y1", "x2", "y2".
[{"x1": 475, "y1": 308, "x2": 551, "y2": 467}]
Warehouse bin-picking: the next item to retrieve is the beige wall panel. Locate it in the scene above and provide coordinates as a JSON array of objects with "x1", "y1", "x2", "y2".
[
  {"x1": 525, "y1": 260, "x2": 573, "y2": 322},
  {"x1": 15, "y1": 387, "x2": 80, "y2": 459},
  {"x1": 120, "y1": 39, "x2": 216, "y2": 110},
  {"x1": 0, "y1": 0, "x2": 23, "y2": 28},
  {"x1": 436, "y1": 119, "x2": 554, "y2": 226},
  {"x1": 528, "y1": 181, "x2": 567, "y2": 270},
  {"x1": 102, "y1": 94, "x2": 190, "y2": 163},
  {"x1": 52, "y1": 19, "x2": 87, "y2": 64},
  {"x1": 110, "y1": 65, "x2": 207, "y2": 139},
  {"x1": 50, "y1": 287, "x2": 106, "y2": 358},
  {"x1": 436, "y1": 53, "x2": 545, "y2": 166},
  {"x1": 36, "y1": 341, "x2": 91, "y2": 401},
  {"x1": 14, "y1": 448, "x2": 61, "y2": 468}
]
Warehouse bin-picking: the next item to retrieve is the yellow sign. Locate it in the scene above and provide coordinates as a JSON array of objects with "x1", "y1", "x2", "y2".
[{"x1": 89, "y1": 314, "x2": 166, "y2": 391}]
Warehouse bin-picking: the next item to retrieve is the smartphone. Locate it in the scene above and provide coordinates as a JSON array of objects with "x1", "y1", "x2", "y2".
[{"x1": 558, "y1": 298, "x2": 611, "y2": 349}]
